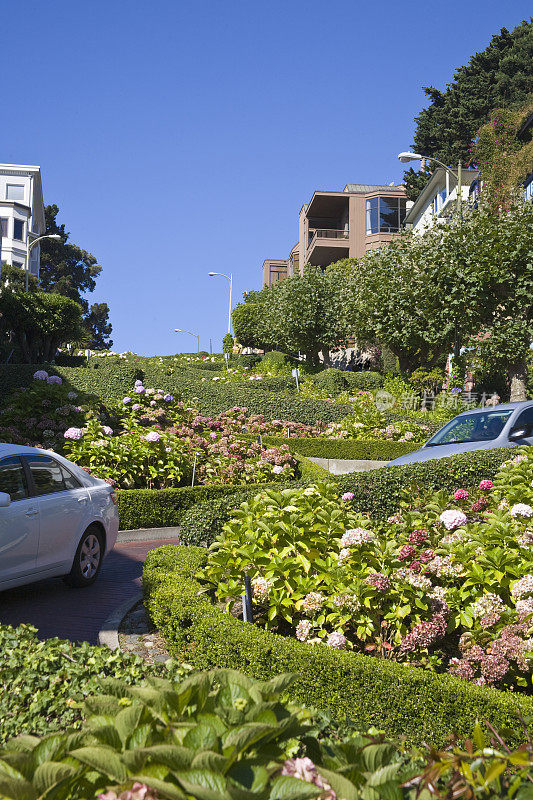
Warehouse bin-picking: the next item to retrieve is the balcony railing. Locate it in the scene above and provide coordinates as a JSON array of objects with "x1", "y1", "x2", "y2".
[{"x1": 307, "y1": 229, "x2": 349, "y2": 248}]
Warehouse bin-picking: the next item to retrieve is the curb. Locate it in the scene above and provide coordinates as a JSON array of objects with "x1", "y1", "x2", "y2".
[
  {"x1": 97, "y1": 591, "x2": 143, "y2": 650},
  {"x1": 117, "y1": 527, "x2": 180, "y2": 543}
]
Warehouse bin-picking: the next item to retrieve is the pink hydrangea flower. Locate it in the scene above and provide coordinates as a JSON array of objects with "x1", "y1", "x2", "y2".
[
  {"x1": 102, "y1": 426, "x2": 113, "y2": 436},
  {"x1": 398, "y1": 544, "x2": 416, "y2": 560},
  {"x1": 479, "y1": 480, "x2": 494, "y2": 490},
  {"x1": 326, "y1": 631, "x2": 347, "y2": 649},
  {"x1": 272, "y1": 465, "x2": 283, "y2": 474},
  {"x1": 453, "y1": 489, "x2": 469, "y2": 500},
  {"x1": 341, "y1": 492, "x2": 354, "y2": 501},
  {"x1": 132, "y1": 404, "x2": 141, "y2": 410},
  {"x1": 64, "y1": 427, "x2": 83, "y2": 440},
  {"x1": 145, "y1": 431, "x2": 161, "y2": 443}
]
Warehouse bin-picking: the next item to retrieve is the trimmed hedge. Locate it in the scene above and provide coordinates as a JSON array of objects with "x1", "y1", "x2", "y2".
[
  {"x1": 343, "y1": 370, "x2": 384, "y2": 390},
  {"x1": 260, "y1": 435, "x2": 418, "y2": 461},
  {"x1": 0, "y1": 363, "x2": 142, "y2": 404},
  {"x1": 143, "y1": 545, "x2": 533, "y2": 748},
  {"x1": 116, "y1": 453, "x2": 325, "y2": 530},
  {"x1": 336, "y1": 446, "x2": 515, "y2": 519}
]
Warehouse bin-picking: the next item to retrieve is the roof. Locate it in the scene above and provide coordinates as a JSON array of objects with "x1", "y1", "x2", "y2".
[
  {"x1": 455, "y1": 400, "x2": 533, "y2": 416},
  {"x1": 343, "y1": 183, "x2": 404, "y2": 193},
  {"x1": 0, "y1": 443, "x2": 52, "y2": 457}
]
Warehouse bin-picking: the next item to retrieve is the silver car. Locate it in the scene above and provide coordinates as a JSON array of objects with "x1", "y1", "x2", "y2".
[
  {"x1": 0, "y1": 444, "x2": 118, "y2": 591},
  {"x1": 388, "y1": 401, "x2": 533, "y2": 467}
]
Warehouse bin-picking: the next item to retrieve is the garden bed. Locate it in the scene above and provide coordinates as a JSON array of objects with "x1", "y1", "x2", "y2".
[{"x1": 143, "y1": 544, "x2": 533, "y2": 747}]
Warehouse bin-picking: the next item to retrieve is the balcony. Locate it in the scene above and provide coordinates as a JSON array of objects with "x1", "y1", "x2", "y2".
[{"x1": 306, "y1": 228, "x2": 349, "y2": 267}]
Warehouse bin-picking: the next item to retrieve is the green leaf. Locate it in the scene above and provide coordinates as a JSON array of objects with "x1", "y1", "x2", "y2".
[
  {"x1": 269, "y1": 775, "x2": 322, "y2": 800},
  {"x1": 70, "y1": 746, "x2": 129, "y2": 782},
  {"x1": 183, "y1": 724, "x2": 219, "y2": 752},
  {"x1": 32, "y1": 762, "x2": 78, "y2": 795}
]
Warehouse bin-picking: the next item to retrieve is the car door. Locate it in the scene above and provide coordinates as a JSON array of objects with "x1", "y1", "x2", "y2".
[
  {"x1": 0, "y1": 456, "x2": 40, "y2": 582},
  {"x1": 24, "y1": 454, "x2": 91, "y2": 573},
  {"x1": 508, "y1": 407, "x2": 533, "y2": 446}
]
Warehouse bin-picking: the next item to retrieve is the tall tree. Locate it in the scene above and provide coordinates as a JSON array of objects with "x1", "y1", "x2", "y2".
[
  {"x1": 39, "y1": 205, "x2": 113, "y2": 348},
  {"x1": 85, "y1": 302, "x2": 113, "y2": 349},
  {"x1": 404, "y1": 20, "x2": 533, "y2": 199}
]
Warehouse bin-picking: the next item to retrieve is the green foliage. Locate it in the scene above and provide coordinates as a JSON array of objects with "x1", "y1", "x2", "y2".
[
  {"x1": 343, "y1": 371, "x2": 384, "y2": 391},
  {"x1": 310, "y1": 369, "x2": 348, "y2": 396},
  {"x1": 222, "y1": 333, "x2": 234, "y2": 354},
  {"x1": 85, "y1": 301, "x2": 113, "y2": 349},
  {"x1": 0, "y1": 289, "x2": 85, "y2": 364},
  {"x1": 259, "y1": 436, "x2": 418, "y2": 461},
  {"x1": 0, "y1": 623, "x2": 166, "y2": 745},
  {"x1": 144, "y1": 545, "x2": 533, "y2": 747},
  {"x1": 335, "y1": 447, "x2": 515, "y2": 519},
  {"x1": 406, "y1": 20, "x2": 533, "y2": 185}
]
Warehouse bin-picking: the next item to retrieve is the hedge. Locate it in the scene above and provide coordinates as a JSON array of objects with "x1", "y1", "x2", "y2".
[
  {"x1": 259, "y1": 435, "x2": 419, "y2": 461},
  {"x1": 143, "y1": 545, "x2": 533, "y2": 748},
  {"x1": 336, "y1": 446, "x2": 515, "y2": 519},
  {"x1": 0, "y1": 362, "x2": 143, "y2": 404},
  {"x1": 116, "y1": 454, "x2": 326, "y2": 530}
]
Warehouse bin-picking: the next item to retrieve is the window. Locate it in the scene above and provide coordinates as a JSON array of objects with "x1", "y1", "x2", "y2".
[
  {"x1": 0, "y1": 456, "x2": 28, "y2": 501},
  {"x1": 26, "y1": 455, "x2": 68, "y2": 495},
  {"x1": 0, "y1": 218, "x2": 8, "y2": 237},
  {"x1": 12, "y1": 261, "x2": 24, "y2": 268},
  {"x1": 6, "y1": 184, "x2": 24, "y2": 203},
  {"x1": 432, "y1": 188, "x2": 447, "y2": 215},
  {"x1": 366, "y1": 197, "x2": 407, "y2": 233},
  {"x1": 426, "y1": 410, "x2": 512, "y2": 446},
  {"x1": 512, "y1": 407, "x2": 533, "y2": 432},
  {"x1": 13, "y1": 219, "x2": 24, "y2": 241},
  {"x1": 59, "y1": 463, "x2": 82, "y2": 489}
]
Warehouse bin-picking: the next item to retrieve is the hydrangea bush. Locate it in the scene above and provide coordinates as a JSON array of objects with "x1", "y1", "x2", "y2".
[
  {"x1": 63, "y1": 384, "x2": 297, "y2": 489},
  {"x1": 204, "y1": 447, "x2": 533, "y2": 692}
]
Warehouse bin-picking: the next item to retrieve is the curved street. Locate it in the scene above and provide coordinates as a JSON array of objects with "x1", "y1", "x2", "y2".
[{"x1": 0, "y1": 538, "x2": 177, "y2": 645}]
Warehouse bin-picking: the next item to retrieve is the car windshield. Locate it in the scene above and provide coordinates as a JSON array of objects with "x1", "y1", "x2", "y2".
[{"x1": 426, "y1": 410, "x2": 513, "y2": 446}]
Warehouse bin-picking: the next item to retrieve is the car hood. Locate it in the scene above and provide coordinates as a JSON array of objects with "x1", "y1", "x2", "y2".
[{"x1": 387, "y1": 439, "x2": 507, "y2": 467}]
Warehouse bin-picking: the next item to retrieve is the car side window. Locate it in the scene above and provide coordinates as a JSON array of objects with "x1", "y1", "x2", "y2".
[
  {"x1": 0, "y1": 456, "x2": 28, "y2": 501},
  {"x1": 26, "y1": 455, "x2": 67, "y2": 496},
  {"x1": 59, "y1": 463, "x2": 82, "y2": 490},
  {"x1": 513, "y1": 408, "x2": 533, "y2": 431}
]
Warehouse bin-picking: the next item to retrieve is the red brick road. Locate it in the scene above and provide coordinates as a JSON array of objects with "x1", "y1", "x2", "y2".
[{"x1": 0, "y1": 539, "x2": 177, "y2": 645}]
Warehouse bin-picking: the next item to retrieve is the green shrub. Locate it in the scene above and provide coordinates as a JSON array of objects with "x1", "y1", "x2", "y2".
[
  {"x1": 233, "y1": 353, "x2": 261, "y2": 369},
  {"x1": 261, "y1": 435, "x2": 418, "y2": 461},
  {"x1": 343, "y1": 370, "x2": 384, "y2": 390},
  {"x1": 179, "y1": 491, "x2": 257, "y2": 546},
  {"x1": 116, "y1": 481, "x2": 287, "y2": 530},
  {"x1": 143, "y1": 545, "x2": 533, "y2": 748},
  {"x1": 336, "y1": 447, "x2": 514, "y2": 519},
  {"x1": 310, "y1": 369, "x2": 349, "y2": 395},
  {"x1": 261, "y1": 350, "x2": 291, "y2": 367},
  {"x1": 0, "y1": 623, "x2": 171, "y2": 744}
]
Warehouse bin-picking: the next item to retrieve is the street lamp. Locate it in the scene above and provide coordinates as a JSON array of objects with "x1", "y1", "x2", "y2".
[
  {"x1": 174, "y1": 328, "x2": 200, "y2": 353},
  {"x1": 398, "y1": 152, "x2": 462, "y2": 217},
  {"x1": 208, "y1": 271, "x2": 233, "y2": 335},
  {"x1": 25, "y1": 233, "x2": 61, "y2": 292}
]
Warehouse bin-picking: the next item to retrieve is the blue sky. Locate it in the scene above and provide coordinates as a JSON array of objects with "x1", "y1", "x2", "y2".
[{"x1": 1, "y1": 1, "x2": 530, "y2": 355}]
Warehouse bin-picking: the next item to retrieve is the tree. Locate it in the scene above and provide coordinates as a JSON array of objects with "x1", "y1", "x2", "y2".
[
  {"x1": 344, "y1": 203, "x2": 533, "y2": 397},
  {"x1": 404, "y1": 20, "x2": 533, "y2": 199},
  {"x1": 39, "y1": 205, "x2": 113, "y2": 348},
  {"x1": 84, "y1": 302, "x2": 113, "y2": 349},
  {"x1": 234, "y1": 266, "x2": 350, "y2": 365},
  {"x1": 0, "y1": 289, "x2": 85, "y2": 363}
]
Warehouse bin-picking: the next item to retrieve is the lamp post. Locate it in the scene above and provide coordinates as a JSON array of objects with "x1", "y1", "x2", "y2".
[
  {"x1": 174, "y1": 328, "x2": 200, "y2": 353},
  {"x1": 25, "y1": 233, "x2": 61, "y2": 292},
  {"x1": 208, "y1": 271, "x2": 233, "y2": 335},
  {"x1": 398, "y1": 152, "x2": 462, "y2": 218}
]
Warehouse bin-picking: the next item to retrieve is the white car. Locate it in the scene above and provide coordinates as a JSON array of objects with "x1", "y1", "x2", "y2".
[{"x1": 0, "y1": 443, "x2": 118, "y2": 591}]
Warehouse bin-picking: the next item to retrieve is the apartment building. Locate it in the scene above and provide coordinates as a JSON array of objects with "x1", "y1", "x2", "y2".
[
  {"x1": 262, "y1": 183, "x2": 408, "y2": 286},
  {"x1": 0, "y1": 164, "x2": 45, "y2": 276}
]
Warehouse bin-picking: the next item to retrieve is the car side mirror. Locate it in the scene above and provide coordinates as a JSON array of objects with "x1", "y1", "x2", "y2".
[
  {"x1": 0, "y1": 492, "x2": 11, "y2": 507},
  {"x1": 509, "y1": 426, "x2": 530, "y2": 441}
]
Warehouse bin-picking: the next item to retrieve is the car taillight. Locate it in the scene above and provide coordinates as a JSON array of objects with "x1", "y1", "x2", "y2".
[{"x1": 110, "y1": 490, "x2": 118, "y2": 505}]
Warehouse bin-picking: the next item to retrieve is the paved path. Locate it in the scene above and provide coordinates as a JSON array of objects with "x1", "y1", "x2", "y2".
[{"x1": 0, "y1": 539, "x2": 178, "y2": 645}]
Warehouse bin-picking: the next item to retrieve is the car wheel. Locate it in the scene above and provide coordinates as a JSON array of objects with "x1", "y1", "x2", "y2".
[{"x1": 64, "y1": 526, "x2": 104, "y2": 587}]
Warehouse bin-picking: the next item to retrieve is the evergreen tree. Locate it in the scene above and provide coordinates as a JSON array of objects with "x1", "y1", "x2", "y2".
[{"x1": 405, "y1": 20, "x2": 533, "y2": 199}]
